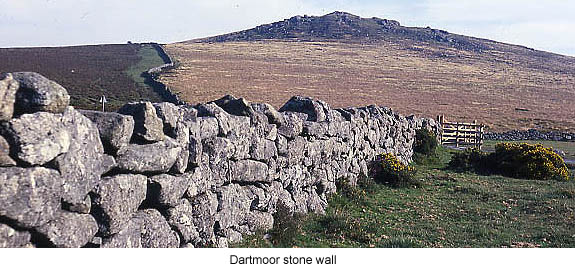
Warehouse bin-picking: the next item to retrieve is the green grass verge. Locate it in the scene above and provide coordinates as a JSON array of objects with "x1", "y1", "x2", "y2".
[
  {"x1": 236, "y1": 147, "x2": 575, "y2": 248},
  {"x1": 124, "y1": 44, "x2": 166, "y2": 87}
]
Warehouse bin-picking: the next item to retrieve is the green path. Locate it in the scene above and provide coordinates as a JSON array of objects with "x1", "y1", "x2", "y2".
[{"x1": 124, "y1": 44, "x2": 166, "y2": 87}]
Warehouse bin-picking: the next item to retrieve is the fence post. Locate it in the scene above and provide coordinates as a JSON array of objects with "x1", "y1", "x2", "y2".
[
  {"x1": 437, "y1": 115, "x2": 443, "y2": 145},
  {"x1": 455, "y1": 122, "x2": 460, "y2": 148}
]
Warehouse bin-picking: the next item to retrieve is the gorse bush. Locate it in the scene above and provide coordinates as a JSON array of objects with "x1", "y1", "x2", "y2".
[
  {"x1": 449, "y1": 148, "x2": 490, "y2": 172},
  {"x1": 413, "y1": 128, "x2": 438, "y2": 155},
  {"x1": 370, "y1": 153, "x2": 418, "y2": 188},
  {"x1": 449, "y1": 142, "x2": 571, "y2": 181},
  {"x1": 494, "y1": 143, "x2": 570, "y2": 181}
]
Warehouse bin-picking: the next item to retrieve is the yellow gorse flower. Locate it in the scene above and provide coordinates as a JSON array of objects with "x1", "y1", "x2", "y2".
[
  {"x1": 494, "y1": 142, "x2": 570, "y2": 181},
  {"x1": 380, "y1": 153, "x2": 414, "y2": 173}
]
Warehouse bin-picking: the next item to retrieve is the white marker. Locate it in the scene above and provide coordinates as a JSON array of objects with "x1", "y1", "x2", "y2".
[{"x1": 100, "y1": 95, "x2": 108, "y2": 112}]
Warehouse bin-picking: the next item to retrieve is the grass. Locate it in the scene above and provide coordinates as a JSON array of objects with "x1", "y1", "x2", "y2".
[
  {"x1": 124, "y1": 45, "x2": 166, "y2": 87},
  {"x1": 236, "y1": 147, "x2": 575, "y2": 248}
]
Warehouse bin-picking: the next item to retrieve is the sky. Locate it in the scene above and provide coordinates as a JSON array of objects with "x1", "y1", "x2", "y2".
[{"x1": 1, "y1": 0, "x2": 574, "y2": 56}]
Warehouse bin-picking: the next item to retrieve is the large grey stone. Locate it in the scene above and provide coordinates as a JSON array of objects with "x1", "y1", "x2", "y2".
[
  {"x1": 0, "y1": 135, "x2": 16, "y2": 166},
  {"x1": 189, "y1": 192, "x2": 219, "y2": 246},
  {"x1": 279, "y1": 96, "x2": 328, "y2": 122},
  {"x1": 117, "y1": 102, "x2": 165, "y2": 142},
  {"x1": 228, "y1": 133, "x2": 251, "y2": 160},
  {"x1": 101, "y1": 217, "x2": 142, "y2": 248},
  {"x1": 203, "y1": 137, "x2": 235, "y2": 164},
  {"x1": 178, "y1": 105, "x2": 198, "y2": 125},
  {"x1": 55, "y1": 107, "x2": 116, "y2": 204},
  {"x1": 211, "y1": 95, "x2": 254, "y2": 117},
  {"x1": 115, "y1": 138, "x2": 182, "y2": 174},
  {"x1": 303, "y1": 121, "x2": 328, "y2": 137},
  {"x1": 91, "y1": 174, "x2": 147, "y2": 236},
  {"x1": 166, "y1": 199, "x2": 200, "y2": 244},
  {"x1": 37, "y1": 211, "x2": 98, "y2": 248},
  {"x1": 0, "y1": 73, "x2": 18, "y2": 121},
  {"x1": 188, "y1": 135, "x2": 203, "y2": 166},
  {"x1": 185, "y1": 165, "x2": 213, "y2": 198},
  {"x1": 215, "y1": 184, "x2": 252, "y2": 230},
  {"x1": 64, "y1": 195, "x2": 92, "y2": 214},
  {"x1": 0, "y1": 112, "x2": 70, "y2": 165},
  {"x1": 277, "y1": 112, "x2": 304, "y2": 138},
  {"x1": 250, "y1": 138, "x2": 277, "y2": 162},
  {"x1": 251, "y1": 102, "x2": 284, "y2": 126},
  {"x1": 103, "y1": 209, "x2": 180, "y2": 248},
  {"x1": 286, "y1": 136, "x2": 306, "y2": 164},
  {"x1": 245, "y1": 211, "x2": 274, "y2": 233},
  {"x1": 197, "y1": 103, "x2": 249, "y2": 136},
  {"x1": 0, "y1": 224, "x2": 32, "y2": 248},
  {"x1": 0, "y1": 167, "x2": 62, "y2": 228},
  {"x1": 148, "y1": 174, "x2": 191, "y2": 207},
  {"x1": 79, "y1": 110, "x2": 134, "y2": 154},
  {"x1": 153, "y1": 102, "x2": 181, "y2": 136},
  {"x1": 171, "y1": 122, "x2": 189, "y2": 174},
  {"x1": 246, "y1": 184, "x2": 278, "y2": 212},
  {"x1": 196, "y1": 117, "x2": 219, "y2": 140},
  {"x1": 230, "y1": 160, "x2": 269, "y2": 183},
  {"x1": 275, "y1": 135, "x2": 288, "y2": 156},
  {"x1": 12, "y1": 72, "x2": 70, "y2": 114},
  {"x1": 134, "y1": 209, "x2": 180, "y2": 248}
]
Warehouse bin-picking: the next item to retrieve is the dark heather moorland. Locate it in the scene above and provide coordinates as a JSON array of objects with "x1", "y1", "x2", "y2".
[{"x1": 0, "y1": 43, "x2": 164, "y2": 111}]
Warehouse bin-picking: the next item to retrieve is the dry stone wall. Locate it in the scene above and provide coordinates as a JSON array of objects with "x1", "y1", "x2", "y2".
[{"x1": 0, "y1": 72, "x2": 439, "y2": 248}]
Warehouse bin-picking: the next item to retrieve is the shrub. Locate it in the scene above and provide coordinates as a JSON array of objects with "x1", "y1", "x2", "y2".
[
  {"x1": 493, "y1": 143, "x2": 570, "y2": 181},
  {"x1": 370, "y1": 153, "x2": 418, "y2": 188},
  {"x1": 448, "y1": 143, "x2": 571, "y2": 181},
  {"x1": 268, "y1": 203, "x2": 306, "y2": 247},
  {"x1": 413, "y1": 129, "x2": 438, "y2": 155},
  {"x1": 449, "y1": 147, "x2": 491, "y2": 173},
  {"x1": 336, "y1": 175, "x2": 377, "y2": 203}
]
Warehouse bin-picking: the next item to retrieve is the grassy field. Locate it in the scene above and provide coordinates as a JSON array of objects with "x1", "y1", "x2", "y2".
[
  {"x1": 237, "y1": 148, "x2": 575, "y2": 248},
  {"x1": 0, "y1": 43, "x2": 164, "y2": 111},
  {"x1": 160, "y1": 39, "x2": 575, "y2": 132}
]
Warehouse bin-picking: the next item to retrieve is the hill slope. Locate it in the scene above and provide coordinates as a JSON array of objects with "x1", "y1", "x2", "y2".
[
  {"x1": 0, "y1": 44, "x2": 165, "y2": 111},
  {"x1": 160, "y1": 12, "x2": 575, "y2": 132}
]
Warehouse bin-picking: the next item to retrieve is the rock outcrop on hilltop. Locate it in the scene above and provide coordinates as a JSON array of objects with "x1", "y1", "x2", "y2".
[
  {"x1": 0, "y1": 72, "x2": 439, "y2": 248},
  {"x1": 196, "y1": 11, "x2": 488, "y2": 52}
]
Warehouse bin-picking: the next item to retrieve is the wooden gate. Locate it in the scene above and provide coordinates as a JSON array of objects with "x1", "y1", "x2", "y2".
[{"x1": 437, "y1": 115, "x2": 484, "y2": 149}]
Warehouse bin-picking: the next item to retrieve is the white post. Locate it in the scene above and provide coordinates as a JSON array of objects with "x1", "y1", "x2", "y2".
[{"x1": 100, "y1": 96, "x2": 107, "y2": 112}]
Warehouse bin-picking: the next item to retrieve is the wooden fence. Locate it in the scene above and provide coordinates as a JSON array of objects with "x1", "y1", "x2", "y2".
[{"x1": 437, "y1": 115, "x2": 485, "y2": 149}]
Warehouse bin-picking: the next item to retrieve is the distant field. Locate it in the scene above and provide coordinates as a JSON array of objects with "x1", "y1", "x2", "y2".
[
  {"x1": 0, "y1": 44, "x2": 164, "y2": 111},
  {"x1": 160, "y1": 40, "x2": 575, "y2": 132}
]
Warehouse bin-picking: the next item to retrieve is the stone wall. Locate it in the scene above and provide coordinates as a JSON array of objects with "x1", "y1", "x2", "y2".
[
  {"x1": 484, "y1": 130, "x2": 574, "y2": 142},
  {"x1": 0, "y1": 72, "x2": 439, "y2": 248},
  {"x1": 143, "y1": 43, "x2": 186, "y2": 105}
]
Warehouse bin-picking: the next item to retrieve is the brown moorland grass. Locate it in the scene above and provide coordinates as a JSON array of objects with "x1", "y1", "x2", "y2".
[{"x1": 160, "y1": 40, "x2": 575, "y2": 132}]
